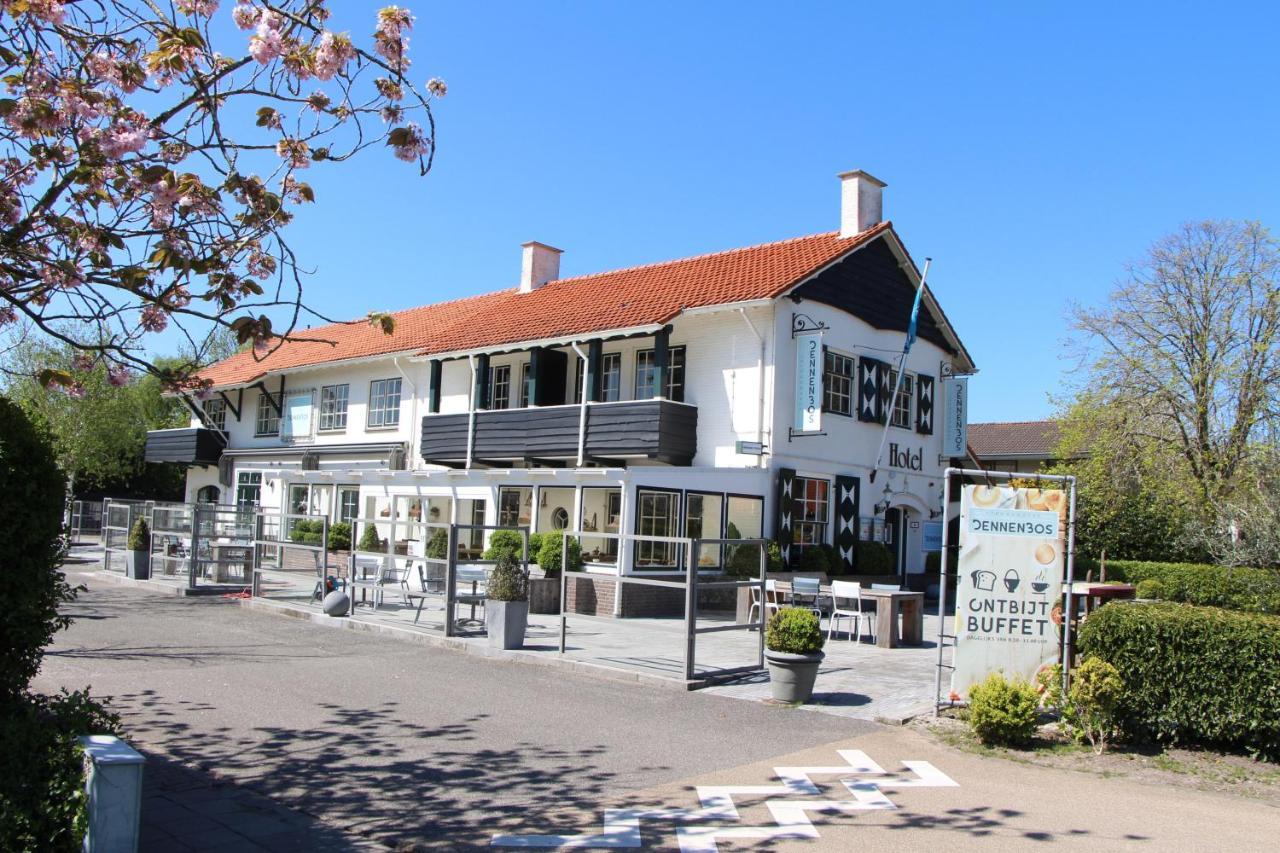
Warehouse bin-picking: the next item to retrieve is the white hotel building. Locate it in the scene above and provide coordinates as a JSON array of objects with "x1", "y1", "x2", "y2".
[{"x1": 146, "y1": 171, "x2": 975, "y2": 605}]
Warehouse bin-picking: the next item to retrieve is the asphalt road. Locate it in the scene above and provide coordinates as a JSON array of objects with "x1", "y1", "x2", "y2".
[{"x1": 37, "y1": 563, "x2": 1280, "y2": 852}]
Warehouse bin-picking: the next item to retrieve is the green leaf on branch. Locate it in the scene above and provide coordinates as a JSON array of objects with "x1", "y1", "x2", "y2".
[
  {"x1": 36, "y1": 369, "x2": 74, "y2": 389},
  {"x1": 367, "y1": 312, "x2": 396, "y2": 335}
]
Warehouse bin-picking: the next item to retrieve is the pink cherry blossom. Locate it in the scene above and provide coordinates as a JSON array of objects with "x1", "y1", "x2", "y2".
[
  {"x1": 390, "y1": 122, "x2": 428, "y2": 162},
  {"x1": 140, "y1": 304, "x2": 169, "y2": 332},
  {"x1": 0, "y1": 306, "x2": 16, "y2": 326},
  {"x1": 232, "y1": 2, "x2": 259, "y2": 30},
  {"x1": 106, "y1": 364, "x2": 131, "y2": 386},
  {"x1": 177, "y1": 0, "x2": 220, "y2": 16},
  {"x1": 427, "y1": 78, "x2": 447, "y2": 98},
  {"x1": 313, "y1": 32, "x2": 355, "y2": 81},
  {"x1": 276, "y1": 137, "x2": 311, "y2": 169}
]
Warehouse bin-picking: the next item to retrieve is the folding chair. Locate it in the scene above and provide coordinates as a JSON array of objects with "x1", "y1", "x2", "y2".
[{"x1": 828, "y1": 580, "x2": 867, "y2": 642}]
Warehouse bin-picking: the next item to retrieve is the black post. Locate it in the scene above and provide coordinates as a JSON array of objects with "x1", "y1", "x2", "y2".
[
  {"x1": 653, "y1": 328, "x2": 670, "y2": 400},
  {"x1": 587, "y1": 340, "x2": 603, "y2": 402},
  {"x1": 473, "y1": 354, "x2": 491, "y2": 410},
  {"x1": 427, "y1": 359, "x2": 442, "y2": 413}
]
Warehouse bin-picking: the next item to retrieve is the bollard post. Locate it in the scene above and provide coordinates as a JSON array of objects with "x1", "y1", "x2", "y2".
[{"x1": 79, "y1": 735, "x2": 145, "y2": 853}]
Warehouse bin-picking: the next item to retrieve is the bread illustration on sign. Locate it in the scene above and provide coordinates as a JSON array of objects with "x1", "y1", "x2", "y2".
[
  {"x1": 971, "y1": 570, "x2": 996, "y2": 592},
  {"x1": 971, "y1": 486, "x2": 1004, "y2": 508}
]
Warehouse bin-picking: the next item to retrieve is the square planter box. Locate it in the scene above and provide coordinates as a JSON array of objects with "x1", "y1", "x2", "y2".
[{"x1": 125, "y1": 549, "x2": 150, "y2": 580}]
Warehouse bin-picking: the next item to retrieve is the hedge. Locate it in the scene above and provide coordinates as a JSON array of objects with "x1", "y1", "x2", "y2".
[
  {"x1": 1074, "y1": 558, "x2": 1280, "y2": 615},
  {"x1": 1078, "y1": 602, "x2": 1280, "y2": 760}
]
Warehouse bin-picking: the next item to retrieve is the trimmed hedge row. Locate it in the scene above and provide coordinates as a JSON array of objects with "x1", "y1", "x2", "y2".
[
  {"x1": 1073, "y1": 558, "x2": 1280, "y2": 614},
  {"x1": 1078, "y1": 602, "x2": 1280, "y2": 760}
]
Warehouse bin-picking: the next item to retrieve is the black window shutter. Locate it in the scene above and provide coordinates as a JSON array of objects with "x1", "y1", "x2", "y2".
[
  {"x1": 834, "y1": 474, "x2": 860, "y2": 573},
  {"x1": 875, "y1": 358, "x2": 892, "y2": 424},
  {"x1": 916, "y1": 374, "x2": 934, "y2": 435},
  {"x1": 857, "y1": 358, "x2": 879, "y2": 423},
  {"x1": 775, "y1": 468, "x2": 796, "y2": 568}
]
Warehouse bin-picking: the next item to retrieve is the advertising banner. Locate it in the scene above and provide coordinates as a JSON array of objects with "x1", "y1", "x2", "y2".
[
  {"x1": 922, "y1": 521, "x2": 944, "y2": 552},
  {"x1": 951, "y1": 485, "x2": 1067, "y2": 698},
  {"x1": 941, "y1": 377, "x2": 968, "y2": 457},
  {"x1": 793, "y1": 332, "x2": 823, "y2": 433},
  {"x1": 280, "y1": 390, "x2": 314, "y2": 442}
]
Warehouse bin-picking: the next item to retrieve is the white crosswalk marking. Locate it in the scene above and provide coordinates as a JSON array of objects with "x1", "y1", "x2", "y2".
[{"x1": 490, "y1": 749, "x2": 957, "y2": 850}]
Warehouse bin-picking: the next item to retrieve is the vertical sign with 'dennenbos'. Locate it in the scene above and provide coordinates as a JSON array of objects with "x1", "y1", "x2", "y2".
[
  {"x1": 793, "y1": 332, "x2": 823, "y2": 433},
  {"x1": 951, "y1": 484, "x2": 1068, "y2": 699}
]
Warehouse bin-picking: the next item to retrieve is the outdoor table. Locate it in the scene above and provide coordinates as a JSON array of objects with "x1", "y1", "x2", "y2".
[
  {"x1": 207, "y1": 541, "x2": 250, "y2": 583},
  {"x1": 1066, "y1": 582, "x2": 1136, "y2": 621},
  {"x1": 858, "y1": 587, "x2": 924, "y2": 648}
]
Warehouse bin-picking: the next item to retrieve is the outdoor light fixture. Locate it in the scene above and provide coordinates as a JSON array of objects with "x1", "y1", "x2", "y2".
[{"x1": 873, "y1": 483, "x2": 893, "y2": 515}]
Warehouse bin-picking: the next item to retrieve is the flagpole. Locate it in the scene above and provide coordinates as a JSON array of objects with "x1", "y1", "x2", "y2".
[{"x1": 870, "y1": 258, "x2": 931, "y2": 485}]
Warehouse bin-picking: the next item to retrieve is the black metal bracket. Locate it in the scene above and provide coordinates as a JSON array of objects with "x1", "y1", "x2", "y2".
[
  {"x1": 787, "y1": 427, "x2": 828, "y2": 442},
  {"x1": 249, "y1": 376, "x2": 285, "y2": 417},
  {"x1": 791, "y1": 312, "x2": 828, "y2": 338},
  {"x1": 218, "y1": 388, "x2": 243, "y2": 421}
]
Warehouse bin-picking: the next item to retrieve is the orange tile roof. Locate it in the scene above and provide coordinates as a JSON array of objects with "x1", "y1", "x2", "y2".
[{"x1": 197, "y1": 222, "x2": 894, "y2": 388}]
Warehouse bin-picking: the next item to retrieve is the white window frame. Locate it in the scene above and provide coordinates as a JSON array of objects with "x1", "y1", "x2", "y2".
[
  {"x1": 518, "y1": 362, "x2": 531, "y2": 408},
  {"x1": 792, "y1": 476, "x2": 830, "y2": 554},
  {"x1": 336, "y1": 486, "x2": 360, "y2": 523},
  {"x1": 236, "y1": 471, "x2": 262, "y2": 508},
  {"x1": 255, "y1": 392, "x2": 280, "y2": 436},
  {"x1": 202, "y1": 397, "x2": 227, "y2": 430},
  {"x1": 318, "y1": 384, "x2": 349, "y2": 432},
  {"x1": 574, "y1": 352, "x2": 623, "y2": 403},
  {"x1": 367, "y1": 378, "x2": 402, "y2": 428},
  {"x1": 822, "y1": 350, "x2": 854, "y2": 417},
  {"x1": 634, "y1": 346, "x2": 686, "y2": 402},
  {"x1": 490, "y1": 364, "x2": 512, "y2": 410},
  {"x1": 889, "y1": 370, "x2": 914, "y2": 430},
  {"x1": 634, "y1": 488, "x2": 681, "y2": 571}
]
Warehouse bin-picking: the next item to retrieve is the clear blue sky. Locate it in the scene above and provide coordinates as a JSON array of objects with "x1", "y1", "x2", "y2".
[{"x1": 229, "y1": 1, "x2": 1280, "y2": 422}]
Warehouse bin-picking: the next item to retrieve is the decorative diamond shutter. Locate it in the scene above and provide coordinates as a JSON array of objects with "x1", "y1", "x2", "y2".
[
  {"x1": 916, "y1": 374, "x2": 934, "y2": 435},
  {"x1": 834, "y1": 475, "x2": 860, "y2": 573},
  {"x1": 776, "y1": 468, "x2": 796, "y2": 568},
  {"x1": 857, "y1": 358, "x2": 879, "y2": 423},
  {"x1": 217, "y1": 457, "x2": 233, "y2": 487},
  {"x1": 876, "y1": 358, "x2": 892, "y2": 424}
]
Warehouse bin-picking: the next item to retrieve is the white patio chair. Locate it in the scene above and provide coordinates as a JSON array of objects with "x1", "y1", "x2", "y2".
[
  {"x1": 871, "y1": 583, "x2": 901, "y2": 590},
  {"x1": 349, "y1": 556, "x2": 391, "y2": 610},
  {"x1": 454, "y1": 564, "x2": 489, "y2": 626},
  {"x1": 747, "y1": 579, "x2": 782, "y2": 626},
  {"x1": 828, "y1": 580, "x2": 866, "y2": 642},
  {"x1": 789, "y1": 576, "x2": 825, "y2": 620}
]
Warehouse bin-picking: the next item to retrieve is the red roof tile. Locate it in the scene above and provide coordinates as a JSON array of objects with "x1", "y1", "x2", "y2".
[
  {"x1": 968, "y1": 421, "x2": 1064, "y2": 459},
  {"x1": 197, "y1": 222, "x2": 893, "y2": 388}
]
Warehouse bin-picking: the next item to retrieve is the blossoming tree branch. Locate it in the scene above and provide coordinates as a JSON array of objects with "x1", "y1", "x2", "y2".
[{"x1": 0, "y1": 1, "x2": 444, "y2": 395}]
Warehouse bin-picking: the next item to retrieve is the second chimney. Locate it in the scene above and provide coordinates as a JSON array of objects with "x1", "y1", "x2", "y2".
[
  {"x1": 520, "y1": 241, "x2": 562, "y2": 293},
  {"x1": 838, "y1": 170, "x2": 886, "y2": 238}
]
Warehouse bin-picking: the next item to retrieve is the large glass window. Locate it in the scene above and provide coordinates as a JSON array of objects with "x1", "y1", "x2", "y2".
[
  {"x1": 889, "y1": 370, "x2": 914, "y2": 429},
  {"x1": 203, "y1": 397, "x2": 226, "y2": 430},
  {"x1": 367, "y1": 378, "x2": 402, "y2": 428},
  {"x1": 319, "y1": 384, "x2": 349, "y2": 431},
  {"x1": 635, "y1": 489, "x2": 679, "y2": 569},
  {"x1": 823, "y1": 351, "x2": 854, "y2": 417},
  {"x1": 793, "y1": 477, "x2": 830, "y2": 552},
  {"x1": 279, "y1": 389, "x2": 315, "y2": 443},
  {"x1": 255, "y1": 392, "x2": 280, "y2": 436},
  {"x1": 685, "y1": 492, "x2": 724, "y2": 568},
  {"x1": 574, "y1": 352, "x2": 622, "y2": 403},
  {"x1": 580, "y1": 487, "x2": 621, "y2": 565},
  {"x1": 235, "y1": 471, "x2": 262, "y2": 508},
  {"x1": 634, "y1": 346, "x2": 686, "y2": 402},
  {"x1": 337, "y1": 486, "x2": 359, "y2": 523},
  {"x1": 498, "y1": 487, "x2": 533, "y2": 528},
  {"x1": 537, "y1": 487, "x2": 575, "y2": 533},
  {"x1": 490, "y1": 365, "x2": 512, "y2": 410}
]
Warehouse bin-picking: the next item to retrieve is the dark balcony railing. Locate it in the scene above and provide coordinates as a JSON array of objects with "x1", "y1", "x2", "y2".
[
  {"x1": 144, "y1": 427, "x2": 227, "y2": 465},
  {"x1": 421, "y1": 399, "x2": 697, "y2": 466}
]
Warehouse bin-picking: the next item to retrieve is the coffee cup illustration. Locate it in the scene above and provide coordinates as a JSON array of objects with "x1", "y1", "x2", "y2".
[
  {"x1": 971, "y1": 570, "x2": 996, "y2": 592},
  {"x1": 1003, "y1": 569, "x2": 1020, "y2": 593},
  {"x1": 1031, "y1": 570, "x2": 1049, "y2": 594}
]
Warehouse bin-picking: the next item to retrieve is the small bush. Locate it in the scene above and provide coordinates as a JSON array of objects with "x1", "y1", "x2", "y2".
[
  {"x1": 126, "y1": 516, "x2": 150, "y2": 551},
  {"x1": 487, "y1": 552, "x2": 528, "y2": 602},
  {"x1": 537, "y1": 534, "x2": 582, "y2": 576},
  {"x1": 967, "y1": 672, "x2": 1040, "y2": 747},
  {"x1": 726, "y1": 542, "x2": 766, "y2": 578},
  {"x1": 424, "y1": 528, "x2": 449, "y2": 559},
  {"x1": 356, "y1": 524, "x2": 386, "y2": 553},
  {"x1": 483, "y1": 529, "x2": 526, "y2": 561},
  {"x1": 797, "y1": 545, "x2": 831, "y2": 575},
  {"x1": 327, "y1": 522, "x2": 351, "y2": 552},
  {"x1": 1066, "y1": 658, "x2": 1124, "y2": 754},
  {"x1": 855, "y1": 540, "x2": 894, "y2": 575},
  {"x1": 288, "y1": 519, "x2": 323, "y2": 546},
  {"x1": 1079, "y1": 602, "x2": 1280, "y2": 759},
  {"x1": 766, "y1": 607, "x2": 825, "y2": 654},
  {"x1": 1073, "y1": 558, "x2": 1280, "y2": 615},
  {"x1": 1134, "y1": 578, "x2": 1164, "y2": 600}
]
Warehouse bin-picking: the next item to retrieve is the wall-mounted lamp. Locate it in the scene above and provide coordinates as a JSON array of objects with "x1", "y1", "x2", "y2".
[{"x1": 873, "y1": 482, "x2": 893, "y2": 515}]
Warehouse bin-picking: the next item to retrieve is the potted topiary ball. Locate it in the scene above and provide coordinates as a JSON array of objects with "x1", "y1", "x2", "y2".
[
  {"x1": 485, "y1": 551, "x2": 530, "y2": 650},
  {"x1": 765, "y1": 607, "x2": 826, "y2": 703},
  {"x1": 126, "y1": 516, "x2": 151, "y2": 580}
]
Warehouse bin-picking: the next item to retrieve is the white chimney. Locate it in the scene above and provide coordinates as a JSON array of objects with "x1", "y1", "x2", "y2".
[
  {"x1": 519, "y1": 241, "x2": 562, "y2": 293},
  {"x1": 838, "y1": 170, "x2": 886, "y2": 238}
]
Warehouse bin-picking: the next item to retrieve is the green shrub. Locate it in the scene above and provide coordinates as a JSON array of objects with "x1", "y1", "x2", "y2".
[
  {"x1": 967, "y1": 672, "x2": 1041, "y2": 747},
  {"x1": 126, "y1": 516, "x2": 150, "y2": 551},
  {"x1": 528, "y1": 531, "x2": 548, "y2": 556},
  {"x1": 537, "y1": 534, "x2": 582, "y2": 576},
  {"x1": 798, "y1": 545, "x2": 831, "y2": 575},
  {"x1": 487, "y1": 552, "x2": 528, "y2": 602},
  {"x1": 855, "y1": 540, "x2": 894, "y2": 575},
  {"x1": 0, "y1": 689, "x2": 121, "y2": 853},
  {"x1": 1066, "y1": 657, "x2": 1124, "y2": 753},
  {"x1": 1073, "y1": 558, "x2": 1280, "y2": 614},
  {"x1": 766, "y1": 607, "x2": 825, "y2": 654},
  {"x1": 327, "y1": 522, "x2": 351, "y2": 552},
  {"x1": 1134, "y1": 578, "x2": 1164, "y2": 600},
  {"x1": 356, "y1": 523, "x2": 386, "y2": 553},
  {"x1": 483, "y1": 529, "x2": 526, "y2": 561},
  {"x1": 424, "y1": 528, "x2": 449, "y2": 559},
  {"x1": 726, "y1": 542, "x2": 766, "y2": 578},
  {"x1": 0, "y1": 397, "x2": 72, "y2": 702},
  {"x1": 288, "y1": 519, "x2": 323, "y2": 546},
  {"x1": 1078, "y1": 602, "x2": 1280, "y2": 759}
]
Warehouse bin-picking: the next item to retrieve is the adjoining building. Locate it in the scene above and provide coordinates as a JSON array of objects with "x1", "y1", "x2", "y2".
[
  {"x1": 145, "y1": 170, "x2": 976, "y2": 601},
  {"x1": 967, "y1": 420, "x2": 1072, "y2": 473}
]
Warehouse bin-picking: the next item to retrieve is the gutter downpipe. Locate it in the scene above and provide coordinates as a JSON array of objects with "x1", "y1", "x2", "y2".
[
  {"x1": 570, "y1": 342, "x2": 589, "y2": 467},
  {"x1": 738, "y1": 307, "x2": 767, "y2": 469},
  {"x1": 465, "y1": 354, "x2": 476, "y2": 470},
  {"x1": 393, "y1": 357, "x2": 419, "y2": 470}
]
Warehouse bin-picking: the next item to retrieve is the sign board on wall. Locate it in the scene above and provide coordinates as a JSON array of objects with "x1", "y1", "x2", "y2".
[
  {"x1": 793, "y1": 332, "x2": 823, "y2": 433},
  {"x1": 941, "y1": 377, "x2": 968, "y2": 457},
  {"x1": 280, "y1": 390, "x2": 314, "y2": 442},
  {"x1": 951, "y1": 485, "x2": 1067, "y2": 698},
  {"x1": 922, "y1": 521, "x2": 944, "y2": 552}
]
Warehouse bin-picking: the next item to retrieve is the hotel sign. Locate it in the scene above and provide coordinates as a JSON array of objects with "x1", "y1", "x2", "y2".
[
  {"x1": 793, "y1": 332, "x2": 823, "y2": 433},
  {"x1": 941, "y1": 377, "x2": 968, "y2": 457}
]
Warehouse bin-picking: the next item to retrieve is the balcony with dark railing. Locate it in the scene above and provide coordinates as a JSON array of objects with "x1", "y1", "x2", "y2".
[
  {"x1": 420, "y1": 399, "x2": 697, "y2": 467},
  {"x1": 144, "y1": 427, "x2": 227, "y2": 466}
]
